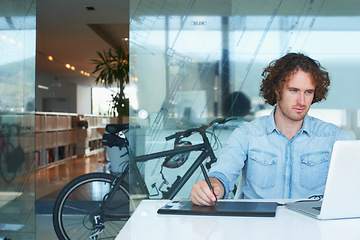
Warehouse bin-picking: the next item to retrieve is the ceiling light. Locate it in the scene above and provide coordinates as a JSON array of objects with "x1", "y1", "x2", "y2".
[
  {"x1": 65, "y1": 64, "x2": 70, "y2": 69},
  {"x1": 123, "y1": 37, "x2": 129, "y2": 42},
  {"x1": 48, "y1": 56, "x2": 53, "y2": 61},
  {"x1": 38, "y1": 85, "x2": 49, "y2": 90},
  {"x1": 71, "y1": 66, "x2": 75, "y2": 71}
]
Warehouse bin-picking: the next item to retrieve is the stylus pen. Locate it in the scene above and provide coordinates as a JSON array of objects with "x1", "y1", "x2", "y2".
[{"x1": 200, "y1": 163, "x2": 217, "y2": 204}]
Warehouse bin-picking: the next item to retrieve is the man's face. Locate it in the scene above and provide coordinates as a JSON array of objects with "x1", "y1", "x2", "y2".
[{"x1": 275, "y1": 70, "x2": 315, "y2": 122}]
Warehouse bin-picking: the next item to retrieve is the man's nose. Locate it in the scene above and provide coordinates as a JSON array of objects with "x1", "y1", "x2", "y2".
[{"x1": 297, "y1": 93, "x2": 305, "y2": 105}]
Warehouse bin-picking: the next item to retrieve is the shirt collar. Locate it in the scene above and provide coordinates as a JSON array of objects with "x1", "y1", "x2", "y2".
[
  {"x1": 266, "y1": 108, "x2": 278, "y2": 135},
  {"x1": 266, "y1": 108, "x2": 311, "y2": 136},
  {"x1": 300, "y1": 114, "x2": 311, "y2": 136}
]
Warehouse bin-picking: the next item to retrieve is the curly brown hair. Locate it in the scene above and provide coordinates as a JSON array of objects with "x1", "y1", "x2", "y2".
[{"x1": 260, "y1": 53, "x2": 330, "y2": 106}]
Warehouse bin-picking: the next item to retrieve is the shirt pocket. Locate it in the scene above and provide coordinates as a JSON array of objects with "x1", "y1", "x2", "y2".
[
  {"x1": 247, "y1": 149, "x2": 278, "y2": 189},
  {"x1": 300, "y1": 151, "x2": 330, "y2": 190}
]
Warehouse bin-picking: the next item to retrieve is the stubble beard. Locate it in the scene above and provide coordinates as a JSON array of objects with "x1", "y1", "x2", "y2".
[{"x1": 277, "y1": 102, "x2": 308, "y2": 122}]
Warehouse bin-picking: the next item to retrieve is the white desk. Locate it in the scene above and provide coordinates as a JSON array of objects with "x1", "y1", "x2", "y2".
[{"x1": 116, "y1": 200, "x2": 360, "y2": 240}]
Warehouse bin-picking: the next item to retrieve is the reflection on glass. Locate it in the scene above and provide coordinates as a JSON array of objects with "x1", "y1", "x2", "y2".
[
  {"x1": 0, "y1": 1, "x2": 36, "y2": 239},
  {"x1": 129, "y1": 0, "x2": 360, "y2": 200}
]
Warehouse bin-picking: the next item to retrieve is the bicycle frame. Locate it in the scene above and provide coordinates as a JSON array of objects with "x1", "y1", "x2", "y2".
[
  {"x1": 95, "y1": 118, "x2": 235, "y2": 223},
  {"x1": 101, "y1": 164, "x2": 130, "y2": 220},
  {"x1": 54, "y1": 119, "x2": 231, "y2": 239},
  {"x1": 132, "y1": 139, "x2": 216, "y2": 199},
  {"x1": 99, "y1": 123, "x2": 218, "y2": 215}
]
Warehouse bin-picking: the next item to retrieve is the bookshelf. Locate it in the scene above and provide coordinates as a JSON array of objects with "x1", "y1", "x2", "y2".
[
  {"x1": 76, "y1": 114, "x2": 109, "y2": 157},
  {"x1": 35, "y1": 112, "x2": 109, "y2": 169},
  {"x1": 35, "y1": 112, "x2": 77, "y2": 168}
]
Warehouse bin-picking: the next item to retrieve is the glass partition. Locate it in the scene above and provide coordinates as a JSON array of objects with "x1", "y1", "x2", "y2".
[
  {"x1": 0, "y1": 1, "x2": 36, "y2": 239},
  {"x1": 129, "y1": 0, "x2": 360, "y2": 201}
]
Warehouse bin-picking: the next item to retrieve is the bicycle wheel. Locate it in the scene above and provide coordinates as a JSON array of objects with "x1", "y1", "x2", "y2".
[
  {"x1": 0, "y1": 144, "x2": 16, "y2": 183},
  {"x1": 53, "y1": 172, "x2": 130, "y2": 240}
]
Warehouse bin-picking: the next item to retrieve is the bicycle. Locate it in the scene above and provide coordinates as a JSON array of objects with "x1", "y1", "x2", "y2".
[
  {"x1": 0, "y1": 123, "x2": 25, "y2": 183},
  {"x1": 52, "y1": 118, "x2": 232, "y2": 240}
]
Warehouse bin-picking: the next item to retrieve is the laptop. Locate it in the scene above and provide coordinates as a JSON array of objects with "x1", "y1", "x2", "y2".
[
  {"x1": 157, "y1": 200, "x2": 278, "y2": 217},
  {"x1": 285, "y1": 140, "x2": 360, "y2": 220}
]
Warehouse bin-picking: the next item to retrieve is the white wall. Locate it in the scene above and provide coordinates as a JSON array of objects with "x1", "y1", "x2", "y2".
[
  {"x1": 36, "y1": 72, "x2": 77, "y2": 113},
  {"x1": 76, "y1": 84, "x2": 92, "y2": 114},
  {"x1": 36, "y1": 72, "x2": 94, "y2": 114}
]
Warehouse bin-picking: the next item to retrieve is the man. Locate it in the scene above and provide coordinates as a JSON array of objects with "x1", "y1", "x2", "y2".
[{"x1": 191, "y1": 53, "x2": 348, "y2": 206}]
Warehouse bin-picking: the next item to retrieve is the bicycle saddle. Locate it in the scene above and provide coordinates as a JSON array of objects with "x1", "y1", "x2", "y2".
[{"x1": 105, "y1": 124, "x2": 129, "y2": 134}]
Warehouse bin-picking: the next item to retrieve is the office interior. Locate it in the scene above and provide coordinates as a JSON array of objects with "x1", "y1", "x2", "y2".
[{"x1": 1, "y1": 0, "x2": 360, "y2": 239}]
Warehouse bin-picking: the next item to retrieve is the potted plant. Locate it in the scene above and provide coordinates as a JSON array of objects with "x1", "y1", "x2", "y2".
[{"x1": 92, "y1": 44, "x2": 129, "y2": 122}]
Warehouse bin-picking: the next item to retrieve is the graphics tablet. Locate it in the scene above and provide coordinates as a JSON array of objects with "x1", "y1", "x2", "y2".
[{"x1": 157, "y1": 200, "x2": 278, "y2": 217}]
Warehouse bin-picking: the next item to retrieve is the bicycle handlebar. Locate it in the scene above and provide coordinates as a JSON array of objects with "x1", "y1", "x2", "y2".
[{"x1": 165, "y1": 118, "x2": 235, "y2": 141}]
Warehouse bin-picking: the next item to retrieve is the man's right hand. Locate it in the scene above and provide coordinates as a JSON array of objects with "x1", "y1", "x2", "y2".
[{"x1": 190, "y1": 177, "x2": 225, "y2": 206}]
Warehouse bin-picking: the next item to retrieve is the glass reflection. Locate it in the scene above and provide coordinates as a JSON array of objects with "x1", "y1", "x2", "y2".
[
  {"x1": 0, "y1": 1, "x2": 36, "y2": 239},
  {"x1": 129, "y1": 0, "x2": 360, "y2": 200}
]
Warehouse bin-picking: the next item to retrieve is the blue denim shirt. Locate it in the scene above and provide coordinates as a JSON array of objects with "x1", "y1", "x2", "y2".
[{"x1": 209, "y1": 110, "x2": 348, "y2": 199}]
